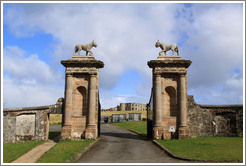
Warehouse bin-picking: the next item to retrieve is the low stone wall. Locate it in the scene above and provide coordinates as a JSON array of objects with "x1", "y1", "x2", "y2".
[
  {"x1": 187, "y1": 95, "x2": 243, "y2": 138},
  {"x1": 3, "y1": 98, "x2": 64, "y2": 143}
]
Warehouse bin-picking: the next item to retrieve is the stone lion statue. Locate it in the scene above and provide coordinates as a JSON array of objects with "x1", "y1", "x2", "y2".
[
  {"x1": 74, "y1": 40, "x2": 97, "y2": 56},
  {"x1": 155, "y1": 40, "x2": 179, "y2": 56}
]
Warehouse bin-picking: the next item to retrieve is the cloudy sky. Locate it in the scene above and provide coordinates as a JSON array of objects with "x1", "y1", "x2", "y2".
[{"x1": 2, "y1": 2, "x2": 244, "y2": 109}]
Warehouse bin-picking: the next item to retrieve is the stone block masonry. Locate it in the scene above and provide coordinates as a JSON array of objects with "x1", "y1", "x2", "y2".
[
  {"x1": 60, "y1": 55, "x2": 104, "y2": 140},
  {"x1": 187, "y1": 95, "x2": 243, "y2": 137},
  {"x1": 3, "y1": 99, "x2": 63, "y2": 143},
  {"x1": 148, "y1": 56, "x2": 192, "y2": 140}
]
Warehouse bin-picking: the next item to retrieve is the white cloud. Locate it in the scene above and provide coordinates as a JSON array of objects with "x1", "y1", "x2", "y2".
[
  {"x1": 4, "y1": 46, "x2": 63, "y2": 85},
  {"x1": 3, "y1": 3, "x2": 244, "y2": 108},
  {"x1": 3, "y1": 3, "x2": 185, "y2": 89},
  {"x1": 3, "y1": 46, "x2": 64, "y2": 108},
  {"x1": 181, "y1": 4, "x2": 243, "y2": 104},
  {"x1": 3, "y1": 77, "x2": 63, "y2": 108}
]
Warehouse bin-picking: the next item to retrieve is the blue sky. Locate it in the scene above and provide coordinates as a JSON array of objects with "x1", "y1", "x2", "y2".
[{"x1": 2, "y1": 2, "x2": 244, "y2": 108}]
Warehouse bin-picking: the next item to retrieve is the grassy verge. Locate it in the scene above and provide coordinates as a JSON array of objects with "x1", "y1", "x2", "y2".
[
  {"x1": 112, "y1": 121, "x2": 147, "y2": 136},
  {"x1": 157, "y1": 137, "x2": 243, "y2": 162},
  {"x1": 50, "y1": 123, "x2": 62, "y2": 126},
  {"x1": 113, "y1": 121, "x2": 243, "y2": 162},
  {"x1": 3, "y1": 141, "x2": 44, "y2": 163},
  {"x1": 36, "y1": 140, "x2": 94, "y2": 163}
]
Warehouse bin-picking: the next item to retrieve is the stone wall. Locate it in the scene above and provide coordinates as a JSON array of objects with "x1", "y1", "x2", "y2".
[
  {"x1": 3, "y1": 99, "x2": 64, "y2": 143},
  {"x1": 187, "y1": 95, "x2": 243, "y2": 138}
]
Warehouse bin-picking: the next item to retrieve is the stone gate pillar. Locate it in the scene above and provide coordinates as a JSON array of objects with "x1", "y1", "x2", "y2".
[
  {"x1": 61, "y1": 56, "x2": 104, "y2": 140},
  {"x1": 148, "y1": 56, "x2": 191, "y2": 140}
]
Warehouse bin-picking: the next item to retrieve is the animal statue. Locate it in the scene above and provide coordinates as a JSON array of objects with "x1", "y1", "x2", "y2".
[
  {"x1": 155, "y1": 40, "x2": 179, "y2": 56},
  {"x1": 74, "y1": 40, "x2": 97, "y2": 56}
]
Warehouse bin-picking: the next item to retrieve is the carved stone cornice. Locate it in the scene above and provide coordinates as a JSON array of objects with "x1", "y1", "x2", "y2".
[
  {"x1": 65, "y1": 67, "x2": 98, "y2": 75},
  {"x1": 61, "y1": 56, "x2": 104, "y2": 68},
  {"x1": 148, "y1": 59, "x2": 192, "y2": 69},
  {"x1": 153, "y1": 67, "x2": 187, "y2": 74}
]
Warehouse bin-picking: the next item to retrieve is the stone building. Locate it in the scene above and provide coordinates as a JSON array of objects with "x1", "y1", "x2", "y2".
[{"x1": 118, "y1": 103, "x2": 147, "y2": 111}]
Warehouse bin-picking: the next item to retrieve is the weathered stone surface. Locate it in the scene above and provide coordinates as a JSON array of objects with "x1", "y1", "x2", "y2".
[
  {"x1": 187, "y1": 95, "x2": 243, "y2": 137},
  {"x1": 148, "y1": 59, "x2": 192, "y2": 69},
  {"x1": 61, "y1": 55, "x2": 104, "y2": 140},
  {"x1": 16, "y1": 114, "x2": 35, "y2": 140},
  {"x1": 61, "y1": 56, "x2": 104, "y2": 69},
  {"x1": 3, "y1": 98, "x2": 64, "y2": 143},
  {"x1": 148, "y1": 56, "x2": 192, "y2": 140},
  {"x1": 3, "y1": 108, "x2": 50, "y2": 143}
]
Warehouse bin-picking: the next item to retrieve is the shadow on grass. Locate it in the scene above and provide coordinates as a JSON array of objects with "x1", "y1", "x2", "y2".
[{"x1": 49, "y1": 132, "x2": 61, "y2": 140}]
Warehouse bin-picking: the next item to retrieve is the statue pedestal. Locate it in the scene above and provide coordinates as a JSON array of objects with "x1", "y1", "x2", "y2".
[
  {"x1": 71, "y1": 55, "x2": 95, "y2": 60},
  {"x1": 60, "y1": 55, "x2": 104, "y2": 140},
  {"x1": 157, "y1": 55, "x2": 181, "y2": 60},
  {"x1": 148, "y1": 56, "x2": 191, "y2": 140}
]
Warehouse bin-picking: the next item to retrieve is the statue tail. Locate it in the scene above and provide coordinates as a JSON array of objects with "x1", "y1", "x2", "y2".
[{"x1": 176, "y1": 46, "x2": 179, "y2": 56}]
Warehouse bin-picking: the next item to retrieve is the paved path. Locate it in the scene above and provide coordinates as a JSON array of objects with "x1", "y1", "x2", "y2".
[
  {"x1": 12, "y1": 125, "x2": 61, "y2": 163},
  {"x1": 77, "y1": 124, "x2": 187, "y2": 163},
  {"x1": 12, "y1": 140, "x2": 56, "y2": 163}
]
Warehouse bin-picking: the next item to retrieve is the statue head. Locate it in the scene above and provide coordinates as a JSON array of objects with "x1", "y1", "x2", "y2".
[
  {"x1": 155, "y1": 39, "x2": 160, "y2": 48},
  {"x1": 92, "y1": 40, "x2": 97, "y2": 47}
]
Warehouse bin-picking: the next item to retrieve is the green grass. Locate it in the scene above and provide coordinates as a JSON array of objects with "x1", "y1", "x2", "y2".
[
  {"x1": 112, "y1": 121, "x2": 147, "y2": 136},
  {"x1": 50, "y1": 123, "x2": 62, "y2": 126},
  {"x1": 49, "y1": 131, "x2": 61, "y2": 139},
  {"x1": 3, "y1": 141, "x2": 44, "y2": 163},
  {"x1": 113, "y1": 121, "x2": 243, "y2": 162},
  {"x1": 157, "y1": 137, "x2": 243, "y2": 162},
  {"x1": 36, "y1": 140, "x2": 94, "y2": 163}
]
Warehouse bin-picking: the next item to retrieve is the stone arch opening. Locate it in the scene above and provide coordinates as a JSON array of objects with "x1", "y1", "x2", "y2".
[
  {"x1": 73, "y1": 86, "x2": 87, "y2": 117},
  {"x1": 164, "y1": 86, "x2": 177, "y2": 117}
]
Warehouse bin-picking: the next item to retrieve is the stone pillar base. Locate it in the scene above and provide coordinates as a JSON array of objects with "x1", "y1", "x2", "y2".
[
  {"x1": 85, "y1": 125, "x2": 97, "y2": 140},
  {"x1": 178, "y1": 126, "x2": 189, "y2": 139},
  {"x1": 153, "y1": 127, "x2": 162, "y2": 140},
  {"x1": 153, "y1": 127, "x2": 175, "y2": 140},
  {"x1": 162, "y1": 129, "x2": 171, "y2": 140},
  {"x1": 61, "y1": 125, "x2": 72, "y2": 140}
]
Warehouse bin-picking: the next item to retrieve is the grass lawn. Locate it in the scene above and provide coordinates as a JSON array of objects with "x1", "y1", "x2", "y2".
[
  {"x1": 49, "y1": 114, "x2": 62, "y2": 125},
  {"x1": 3, "y1": 141, "x2": 44, "y2": 163},
  {"x1": 157, "y1": 137, "x2": 243, "y2": 162},
  {"x1": 113, "y1": 121, "x2": 243, "y2": 162},
  {"x1": 36, "y1": 140, "x2": 94, "y2": 163},
  {"x1": 112, "y1": 121, "x2": 147, "y2": 136},
  {"x1": 50, "y1": 123, "x2": 62, "y2": 126}
]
